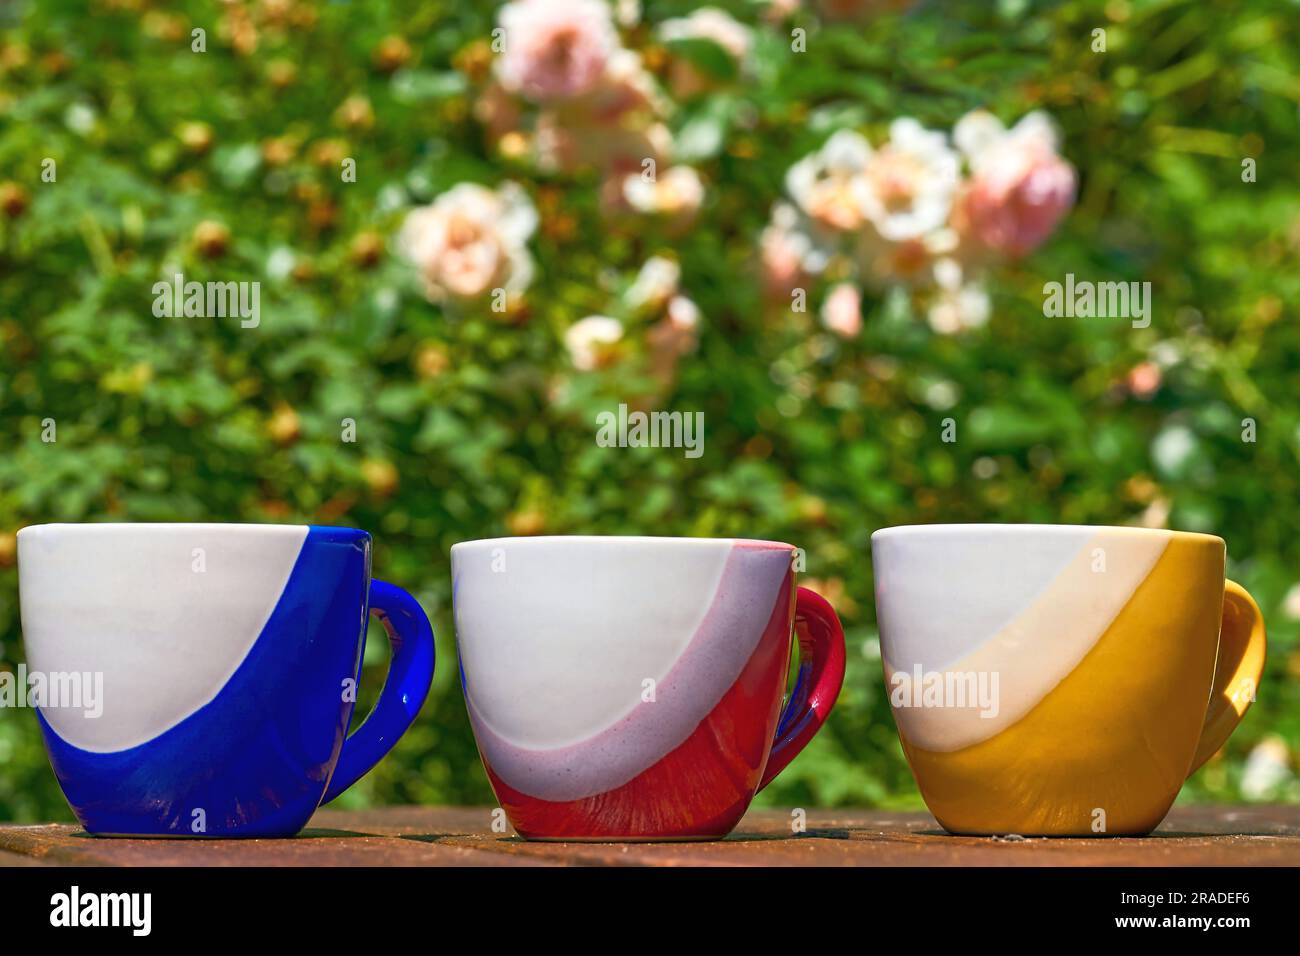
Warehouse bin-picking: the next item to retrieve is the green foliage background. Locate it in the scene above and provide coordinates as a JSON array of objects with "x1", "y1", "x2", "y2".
[{"x1": 1, "y1": 0, "x2": 1298, "y2": 822}]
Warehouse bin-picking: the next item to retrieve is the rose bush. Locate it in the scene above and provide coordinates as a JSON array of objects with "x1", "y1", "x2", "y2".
[{"x1": 0, "y1": 0, "x2": 1298, "y2": 820}]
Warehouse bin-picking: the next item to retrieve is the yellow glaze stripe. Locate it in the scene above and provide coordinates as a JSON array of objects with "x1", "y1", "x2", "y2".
[{"x1": 901, "y1": 534, "x2": 1224, "y2": 835}]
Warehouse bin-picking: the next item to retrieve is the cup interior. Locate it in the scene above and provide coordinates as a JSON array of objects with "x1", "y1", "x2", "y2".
[{"x1": 17, "y1": 523, "x2": 359, "y2": 753}]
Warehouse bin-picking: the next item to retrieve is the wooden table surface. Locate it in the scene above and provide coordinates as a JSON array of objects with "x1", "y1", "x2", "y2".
[{"x1": 1, "y1": 805, "x2": 1297, "y2": 866}]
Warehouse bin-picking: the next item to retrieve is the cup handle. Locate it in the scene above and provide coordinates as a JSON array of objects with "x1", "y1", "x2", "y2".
[
  {"x1": 757, "y1": 586, "x2": 847, "y2": 791},
  {"x1": 1186, "y1": 579, "x2": 1267, "y2": 776},
  {"x1": 322, "y1": 579, "x2": 436, "y2": 803}
]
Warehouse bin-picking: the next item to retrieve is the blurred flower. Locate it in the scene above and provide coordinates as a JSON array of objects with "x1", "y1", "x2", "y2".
[
  {"x1": 660, "y1": 7, "x2": 752, "y2": 61},
  {"x1": 101, "y1": 361, "x2": 153, "y2": 395},
  {"x1": 770, "y1": 109, "x2": 1073, "y2": 335},
  {"x1": 649, "y1": 296, "x2": 702, "y2": 382},
  {"x1": 927, "y1": 258, "x2": 990, "y2": 334},
  {"x1": 498, "y1": 129, "x2": 531, "y2": 161},
  {"x1": 496, "y1": 0, "x2": 619, "y2": 102},
  {"x1": 659, "y1": 7, "x2": 752, "y2": 96},
  {"x1": 565, "y1": 315, "x2": 624, "y2": 370},
  {"x1": 577, "y1": 48, "x2": 668, "y2": 124},
  {"x1": 261, "y1": 135, "x2": 297, "y2": 166},
  {"x1": 0, "y1": 531, "x2": 15, "y2": 568},
  {"x1": 1123, "y1": 474, "x2": 1160, "y2": 506},
  {"x1": 0, "y1": 181, "x2": 29, "y2": 218},
  {"x1": 266, "y1": 58, "x2": 298, "y2": 88},
  {"x1": 349, "y1": 231, "x2": 385, "y2": 268},
  {"x1": 624, "y1": 255, "x2": 680, "y2": 313},
  {"x1": 221, "y1": 6, "x2": 258, "y2": 56},
  {"x1": 760, "y1": 202, "x2": 825, "y2": 295},
  {"x1": 786, "y1": 130, "x2": 873, "y2": 232},
  {"x1": 307, "y1": 199, "x2": 337, "y2": 233},
  {"x1": 1136, "y1": 496, "x2": 1171, "y2": 529},
  {"x1": 291, "y1": 257, "x2": 316, "y2": 283},
  {"x1": 142, "y1": 11, "x2": 186, "y2": 42},
  {"x1": 532, "y1": 50, "x2": 672, "y2": 175},
  {"x1": 613, "y1": 0, "x2": 641, "y2": 26},
  {"x1": 853, "y1": 118, "x2": 959, "y2": 242},
  {"x1": 267, "y1": 402, "x2": 301, "y2": 446},
  {"x1": 266, "y1": 246, "x2": 296, "y2": 280},
  {"x1": 1282, "y1": 582, "x2": 1300, "y2": 620},
  {"x1": 762, "y1": 0, "x2": 802, "y2": 21},
  {"x1": 858, "y1": 226, "x2": 958, "y2": 287},
  {"x1": 666, "y1": 294, "x2": 701, "y2": 332},
  {"x1": 372, "y1": 35, "x2": 413, "y2": 73},
  {"x1": 927, "y1": 283, "x2": 990, "y2": 334},
  {"x1": 310, "y1": 138, "x2": 349, "y2": 167},
  {"x1": 64, "y1": 102, "x2": 96, "y2": 136},
  {"x1": 177, "y1": 121, "x2": 214, "y2": 154},
  {"x1": 193, "y1": 220, "x2": 230, "y2": 258},
  {"x1": 1126, "y1": 361, "x2": 1161, "y2": 399},
  {"x1": 801, "y1": 577, "x2": 859, "y2": 618},
  {"x1": 361, "y1": 459, "x2": 400, "y2": 497},
  {"x1": 621, "y1": 165, "x2": 704, "y2": 222},
  {"x1": 475, "y1": 82, "x2": 524, "y2": 142},
  {"x1": 953, "y1": 110, "x2": 1076, "y2": 258},
  {"x1": 40, "y1": 50, "x2": 71, "y2": 77},
  {"x1": 415, "y1": 342, "x2": 450, "y2": 379},
  {"x1": 397, "y1": 182, "x2": 538, "y2": 302},
  {"x1": 1241, "y1": 737, "x2": 1292, "y2": 801},
  {"x1": 455, "y1": 38, "x2": 496, "y2": 85},
  {"x1": 821, "y1": 282, "x2": 862, "y2": 338},
  {"x1": 334, "y1": 94, "x2": 375, "y2": 130},
  {"x1": 507, "y1": 509, "x2": 548, "y2": 536}
]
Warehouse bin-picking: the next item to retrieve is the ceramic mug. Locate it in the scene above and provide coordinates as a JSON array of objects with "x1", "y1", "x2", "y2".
[
  {"x1": 18, "y1": 523, "x2": 435, "y2": 838},
  {"x1": 451, "y1": 536, "x2": 846, "y2": 840},
  {"x1": 872, "y1": 523, "x2": 1266, "y2": 836}
]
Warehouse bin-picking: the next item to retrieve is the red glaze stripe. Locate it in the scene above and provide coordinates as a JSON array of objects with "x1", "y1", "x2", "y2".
[{"x1": 483, "y1": 571, "x2": 796, "y2": 840}]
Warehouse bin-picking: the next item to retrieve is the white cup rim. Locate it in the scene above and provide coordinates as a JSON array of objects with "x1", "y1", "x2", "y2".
[
  {"x1": 871, "y1": 523, "x2": 1224, "y2": 545},
  {"x1": 16, "y1": 523, "x2": 366, "y2": 543},
  {"x1": 451, "y1": 535, "x2": 797, "y2": 554}
]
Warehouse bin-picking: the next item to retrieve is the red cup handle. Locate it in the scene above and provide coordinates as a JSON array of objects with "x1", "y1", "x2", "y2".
[{"x1": 758, "y1": 586, "x2": 847, "y2": 791}]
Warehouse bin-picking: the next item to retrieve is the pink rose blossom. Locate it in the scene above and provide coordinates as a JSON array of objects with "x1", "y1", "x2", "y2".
[
  {"x1": 821, "y1": 282, "x2": 863, "y2": 338},
  {"x1": 954, "y1": 110, "x2": 1076, "y2": 258},
  {"x1": 497, "y1": 0, "x2": 619, "y2": 102},
  {"x1": 534, "y1": 51, "x2": 672, "y2": 174},
  {"x1": 760, "y1": 202, "x2": 824, "y2": 296},
  {"x1": 1126, "y1": 361, "x2": 1162, "y2": 399}
]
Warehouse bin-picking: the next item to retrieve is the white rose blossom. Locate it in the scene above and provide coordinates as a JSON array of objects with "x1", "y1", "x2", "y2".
[
  {"x1": 398, "y1": 182, "x2": 538, "y2": 302},
  {"x1": 785, "y1": 130, "x2": 874, "y2": 232},
  {"x1": 624, "y1": 255, "x2": 681, "y2": 312},
  {"x1": 565, "y1": 315, "x2": 624, "y2": 370},
  {"x1": 853, "y1": 118, "x2": 960, "y2": 242},
  {"x1": 622, "y1": 165, "x2": 705, "y2": 219},
  {"x1": 659, "y1": 7, "x2": 754, "y2": 63}
]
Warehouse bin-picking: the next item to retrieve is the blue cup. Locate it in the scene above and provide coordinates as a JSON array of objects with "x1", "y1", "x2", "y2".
[{"x1": 17, "y1": 523, "x2": 435, "y2": 837}]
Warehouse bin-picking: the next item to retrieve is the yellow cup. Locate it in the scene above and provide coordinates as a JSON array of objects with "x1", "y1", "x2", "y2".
[{"x1": 871, "y1": 524, "x2": 1266, "y2": 836}]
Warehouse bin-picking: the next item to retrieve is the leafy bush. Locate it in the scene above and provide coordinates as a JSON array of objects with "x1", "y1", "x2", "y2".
[{"x1": 1, "y1": 0, "x2": 1298, "y2": 822}]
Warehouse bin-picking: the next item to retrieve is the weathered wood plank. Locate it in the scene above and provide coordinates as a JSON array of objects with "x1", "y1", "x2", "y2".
[{"x1": 0, "y1": 805, "x2": 1295, "y2": 866}]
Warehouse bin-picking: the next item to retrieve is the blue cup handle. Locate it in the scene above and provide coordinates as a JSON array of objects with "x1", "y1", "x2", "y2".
[{"x1": 322, "y1": 579, "x2": 436, "y2": 804}]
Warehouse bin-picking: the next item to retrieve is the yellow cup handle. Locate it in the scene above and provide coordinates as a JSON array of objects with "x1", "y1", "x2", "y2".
[{"x1": 1187, "y1": 579, "x2": 1267, "y2": 776}]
